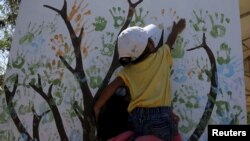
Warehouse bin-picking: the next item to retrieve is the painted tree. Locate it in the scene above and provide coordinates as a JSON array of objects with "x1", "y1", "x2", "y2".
[
  {"x1": 3, "y1": 0, "x2": 244, "y2": 141},
  {"x1": 4, "y1": 0, "x2": 144, "y2": 140},
  {"x1": 186, "y1": 33, "x2": 218, "y2": 141}
]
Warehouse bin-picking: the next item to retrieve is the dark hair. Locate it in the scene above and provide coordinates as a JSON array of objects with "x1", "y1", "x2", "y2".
[{"x1": 119, "y1": 57, "x2": 132, "y2": 66}]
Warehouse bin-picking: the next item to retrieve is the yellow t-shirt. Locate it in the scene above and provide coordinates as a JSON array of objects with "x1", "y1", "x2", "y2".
[{"x1": 118, "y1": 44, "x2": 173, "y2": 112}]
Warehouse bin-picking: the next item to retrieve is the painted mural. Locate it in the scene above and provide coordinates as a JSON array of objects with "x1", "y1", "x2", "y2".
[{"x1": 0, "y1": 0, "x2": 246, "y2": 141}]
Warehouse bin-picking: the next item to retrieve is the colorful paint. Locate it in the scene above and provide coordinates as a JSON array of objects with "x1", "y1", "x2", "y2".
[{"x1": 0, "y1": 0, "x2": 246, "y2": 141}]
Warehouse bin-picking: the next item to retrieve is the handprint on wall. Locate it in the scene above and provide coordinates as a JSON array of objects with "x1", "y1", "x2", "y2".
[
  {"x1": 100, "y1": 32, "x2": 115, "y2": 56},
  {"x1": 93, "y1": 16, "x2": 107, "y2": 31},
  {"x1": 189, "y1": 10, "x2": 208, "y2": 33},
  {"x1": 19, "y1": 22, "x2": 44, "y2": 45},
  {"x1": 130, "y1": 7, "x2": 149, "y2": 27},
  {"x1": 172, "y1": 36, "x2": 188, "y2": 58},
  {"x1": 209, "y1": 12, "x2": 230, "y2": 38},
  {"x1": 109, "y1": 7, "x2": 126, "y2": 29}
]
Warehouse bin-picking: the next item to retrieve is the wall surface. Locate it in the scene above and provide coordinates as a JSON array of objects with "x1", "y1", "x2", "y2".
[{"x1": 0, "y1": 0, "x2": 246, "y2": 141}]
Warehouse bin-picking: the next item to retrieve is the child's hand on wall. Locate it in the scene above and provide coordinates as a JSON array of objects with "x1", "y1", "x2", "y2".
[{"x1": 173, "y1": 18, "x2": 186, "y2": 34}]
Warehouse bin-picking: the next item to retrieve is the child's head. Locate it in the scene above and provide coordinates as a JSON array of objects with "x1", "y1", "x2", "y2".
[{"x1": 118, "y1": 24, "x2": 162, "y2": 66}]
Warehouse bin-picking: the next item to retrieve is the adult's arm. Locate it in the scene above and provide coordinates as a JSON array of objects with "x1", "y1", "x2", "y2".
[{"x1": 94, "y1": 77, "x2": 125, "y2": 121}]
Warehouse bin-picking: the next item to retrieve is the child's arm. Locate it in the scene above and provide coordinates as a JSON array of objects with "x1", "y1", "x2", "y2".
[
  {"x1": 166, "y1": 18, "x2": 186, "y2": 50},
  {"x1": 94, "y1": 77, "x2": 125, "y2": 121}
]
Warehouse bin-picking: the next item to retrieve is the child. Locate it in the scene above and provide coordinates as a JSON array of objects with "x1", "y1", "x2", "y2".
[{"x1": 94, "y1": 18, "x2": 186, "y2": 141}]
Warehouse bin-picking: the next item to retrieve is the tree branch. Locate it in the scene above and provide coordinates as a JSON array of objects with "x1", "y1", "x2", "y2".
[
  {"x1": 94, "y1": 0, "x2": 143, "y2": 102},
  {"x1": 187, "y1": 33, "x2": 218, "y2": 141},
  {"x1": 72, "y1": 101, "x2": 84, "y2": 126},
  {"x1": 44, "y1": 0, "x2": 83, "y2": 72},
  {"x1": 43, "y1": 5, "x2": 60, "y2": 14},
  {"x1": 32, "y1": 107, "x2": 50, "y2": 141},
  {"x1": 78, "y1": 27, "x2": 84, "y2": 45},
  {"x1": 128, "y1": 0, "x2": 143, "y2": 7},
  {"x1": 44, "y1": 1, "x2": 95, "y2": 140},
  {"x1": 59, "y1": 56, "x2": 75, "y2": 73},
  {"x1": 44, "y1": 0, "x2": 83, "y2": 70},
  {"x1": 29, "y1": 74, "x2": 69, "y2": 141},
  {"x1": 29, "y1": 74, "x2": 48, "y2": 101},
  {"x1": 4, "y1": 75, "x2": 33, "y2": 141}
]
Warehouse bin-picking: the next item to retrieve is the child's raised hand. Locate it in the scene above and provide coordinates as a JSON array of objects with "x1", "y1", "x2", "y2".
[{"x1": 173, "y1": 18, "x2": 186, "y2": 34}]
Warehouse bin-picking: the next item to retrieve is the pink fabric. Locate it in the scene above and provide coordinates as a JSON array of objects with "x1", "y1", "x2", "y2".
[
  {"x1": 107, "y1": 131, "x2": 134, "y2": 141},
  {"x1": 107, "y1": 131, "x2": 163, "y2": 141},
  {"x1": 135, "y1": 135, "x2": 163, "y2": 141},
  {"x1": 108, "y1": 130, "x2": 182, "y2": 141},
  {"x1": 173, "y1": 133, "x2": 182, "y2": 141}
]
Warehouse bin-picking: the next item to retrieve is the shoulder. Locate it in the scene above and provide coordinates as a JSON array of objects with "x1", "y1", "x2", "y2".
[{"x1": 157, "y1": 44, "x2": 171, "y2": 53}]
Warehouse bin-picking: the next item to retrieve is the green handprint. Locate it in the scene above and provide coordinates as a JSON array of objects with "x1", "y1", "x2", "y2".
[
  {"x1": 54, "y1": 90, "x2": 63, "y2": 105},
  {"x1": 89, "y1": 76, "x2": 102, "y2": 89},
  {"x1": 215, "y1": 100, "x2": 230, "y2": 117},
  {"x1": 0, "y1": 130, "x2": 8, "y2": 141},
  {"x1": 189, "y1": 10, "x2": 208, "y2": 32},
  {"x1": 12, "y1": 52, "x2": 25, "y2": 69},
  {"x1": 130, "y1": 7, "x2": 149, "y2": 27},
  {"x1": 0, "y1": 99, "x2": 9, "y2": 124},
  {"x1": 230, "y1": 105, "x2": 243, "y2": 124},
  {"x1": 19, "y1": 22, "x2": 44, "y2": 45},
  {"x1": 109, "y1": 7, "x2": 126, "y2": 29},
  {"x1": 178, "y1": 109, "x2": 197, "y2": 133},
  {"x1": 93, "y1": 16, "x2": 107, "y2": 31},
  {"x1": 171, "y1": 36, "x2": 188, "y2": 58},
  {"x1": 86, "y1": 65, "x2": 102, "y2": 89},
  {"x1": 216, "y1": 42, "x2": 231, "y2": 65},
  {"x1": 173, "y1": 85, "x2": 200, "y2": 133},
  {"x1": 175, "y1": 85, "x2": 199, "y2": 108},
  {"x1": 186, "y1": 95, "x2": 199, "y2": 109},
  {"x1": 195, "y1": 58, "x2": 211, "y2": 81},
  {"x1": 100, "y1": 32, "x2": 115, "y2": 56},
  {"x1": 18, "y1": 101, "x2": 33, "y2": 115},
  {"x1": 209, "y1": 12, "x2": 230, "y2": 38}
]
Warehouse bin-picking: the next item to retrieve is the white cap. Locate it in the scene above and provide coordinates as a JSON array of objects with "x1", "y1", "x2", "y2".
[
  {"x1": 144, "y1": 24, "x2": 162, "y2": 47},
  {"x1": 118, "y1": 24, "x2": 162, "y2": 61}
]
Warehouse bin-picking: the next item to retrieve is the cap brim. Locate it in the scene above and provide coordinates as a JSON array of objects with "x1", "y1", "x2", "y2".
[{"x1": 143, "y1": 24, "x2": 162, "y2": 48}]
